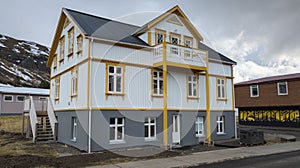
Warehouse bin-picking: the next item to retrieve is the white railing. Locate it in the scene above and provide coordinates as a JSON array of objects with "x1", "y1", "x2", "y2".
[
  {"x1": 47, "y1": 97, "x2": 57, "y2": 140},
  {"x1": 29, "y1": 96, "x2": 38, "y2": 142},
  {"x1": 24, "y1": 97, "x2": 30, "y2": 112},
  {"x1": 154, "y1": 43, "x2": 207, "y2": 67}
]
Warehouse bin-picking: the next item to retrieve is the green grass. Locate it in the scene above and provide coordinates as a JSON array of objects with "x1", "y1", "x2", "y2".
[{"x1": 0, "y1": 116, "x2": 23, "y2": 133}]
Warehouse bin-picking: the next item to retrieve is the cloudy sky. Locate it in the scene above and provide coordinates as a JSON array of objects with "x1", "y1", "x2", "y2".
[{"x1": 1, "y1": 0, "x2": 299, "y2": 83}]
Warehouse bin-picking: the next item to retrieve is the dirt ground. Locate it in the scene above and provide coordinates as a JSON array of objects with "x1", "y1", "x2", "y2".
[{"x1": 0, "y1": 130, "x2": 229, "y2": 168}]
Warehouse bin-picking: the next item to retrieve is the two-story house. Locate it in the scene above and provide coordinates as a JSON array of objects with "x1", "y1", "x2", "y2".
[
  {"x1": 235, "y1": 73, "x2": 300, "y2": 128},
  {"x1": 46, "y1": 6, "x2": 236, "y2": 152}
]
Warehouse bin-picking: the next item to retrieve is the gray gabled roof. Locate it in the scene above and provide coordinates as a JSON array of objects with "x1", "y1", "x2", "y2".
[
  {"x1": 64, "y1": 8, "x2": 149, "y2": 46},
  {"x1": 63, "y1": 8, "x2": 236, "y2": 65},
  {"x1": 198, "y1": 42, "x2": 236, "y2": 65}
]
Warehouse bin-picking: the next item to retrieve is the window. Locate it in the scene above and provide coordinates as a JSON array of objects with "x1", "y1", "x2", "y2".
[
  {"x1": 217, "y1": 78, "x2": 226, "y2": 99},
  {"x1": 109, "y1": 118, "x2": 124, "y2": 142},
  {"x1": 3, "y1": 95, "x2": 13, "y2": 102},
  {"x1": 68, "y1": 27, "x2": 74, "y2": 56},
  {"x1": 107, "y1": 65, "x2": 123, "y2": 93},
  {"x1": 54, "y1": 77, "x2": 60, "y2": 101},
  {"x1": 278, "y1": 82, "x2": 288, "y2": 95},
  {"x1": 77, "y1": 35, "x2": 83, "y2": 54},
  {"x1": 16, "y1": 96, "x2": 25, "y2": 102},
  {"x1": 184, "y1": 36, "x2": 193, "y2": 58},
  {"x1": 53, "y1": 54, "x2": 57, "y2": 70},
  {"x1": 170, "y1": 33, "x2": 180, "y2": 56},
  {"x1": 195, "y1": 116, "x2": 204, "y2": 137},
  {"x1": 59, "y1": 36, "x2": 65, "y2": 62},
  {"x1": 144, "y1": 117, "x2": 156, "y2": 140},
  {"x1": 187, "y1": 74, "x2": 198, "y2": 97},
  {"x1": 217, "y1": 116, "x2": 225, "y2": 134},
  {"x1": 71, "y1": 68, "x2": 78, "y2": 97},
  {"x1": 153, "y1": 70, "x2": 163, "y2": 95},
  {"x1": 155, "y1": 29, "x2": 166, "y2": 44},
  {"x1": 71, "y1": 117, "x2": 77, "y2": 141},
  {"x1": 250, "y1": 85, "x2": 259, "y2": 97}
]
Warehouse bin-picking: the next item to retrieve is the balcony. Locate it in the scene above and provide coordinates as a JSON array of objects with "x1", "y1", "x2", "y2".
[{"x1": 154, "y1": 43, "x2": 207, "y2": 70}]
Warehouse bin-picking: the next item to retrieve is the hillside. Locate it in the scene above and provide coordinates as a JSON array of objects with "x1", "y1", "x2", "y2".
[{"x1": 0, "y1": 34, "x2": 50, "y2": 88}]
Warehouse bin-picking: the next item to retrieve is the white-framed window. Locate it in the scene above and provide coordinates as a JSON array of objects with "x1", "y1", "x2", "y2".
[
  {"x1": 108, "y1": 65, "x2": 123, "y2": 93},
  {"x1": 71, "y1": 117, "x2": 77, "y2": 141},
  {"x1": 277, "y1": 82, "x2": 288, "y2": 95},
  {"x1": 217, "y1": 116, "x2": 225, "y2": 134},
  {"x1": 250, "y1": 85, "x2": 259, "y2": 97},
  {"x1": 109, "y1": 118, "x2": 125, "y2": 143},
  {"x1": 170, "y1": 35, "x2": 179, "y2": 55},
  {"x1": 188, "y1": 74, "x2": 198, "y2": 97},
  {"x1": 184, "y1": 38, "x2": 192, "y2": 58},
  {"x1": 71, "y1": 68, "x2": 78, "y2": 96},
  {"x1": 16, "y1": 96, "x2": 25, "y2": 102},
  {"x1": 144, "y1": 117, "x2": 156, "y2": 140},
  {"x1": 217, "y1": 78, "x2": 226, "y2": 99},
  {"x1": 153, "y1": 70, "x2": 163, "y2": 95},
  {"x1": 3, "y1": 95, "x2": 13, "y2": 102},
  {"x1": 195, "y1": 116, "x2": 204, "y2": 137}
]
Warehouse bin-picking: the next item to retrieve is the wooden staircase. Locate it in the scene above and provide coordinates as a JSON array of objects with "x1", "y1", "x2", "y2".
[
  {"x1": 36, "y1": 116, "x2": 55, "y2": 142},
  {"x1": 23, "y1": 96, "x2": 57, "y2": 143}
]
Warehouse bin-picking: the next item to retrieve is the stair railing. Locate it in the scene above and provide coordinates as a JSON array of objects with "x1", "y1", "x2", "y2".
[
  {"x1": 28, "y1": 96, "x2": 38, "y2": 142},
  {"x1": 47, "y1": 97, "x2": 58, "y2": 140}
]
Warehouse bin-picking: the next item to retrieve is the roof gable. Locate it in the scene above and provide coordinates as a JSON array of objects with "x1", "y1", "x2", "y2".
[{"x1": 133, "y1": 5, "x2": 203, "y2": 41}]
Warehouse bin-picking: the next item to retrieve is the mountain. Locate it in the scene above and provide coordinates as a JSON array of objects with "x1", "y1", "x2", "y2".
[{"x1": 0, "y1": 34, "x2": 50, "y2": 88}]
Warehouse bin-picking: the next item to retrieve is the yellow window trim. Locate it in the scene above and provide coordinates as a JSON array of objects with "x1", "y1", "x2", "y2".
[
  {"x1": 155, "y1": 28, "x2": 166, "y2": 45},
  {"x1": 53, "y1": 54, "x2": 57, "y2": 70},
  {"x1": 183, "y1": 35, "x2": 193, "y2": 58},
  {"x1": 70, "y1": 66, "x2": 78, "y2": 101},
  {"x1": 76, "y1": 34, "x2": 83, "y2": 56},
  {"x1": 67, "y1": 27, "x2": 74, "y2": 57},
  {"x1": 105, "y1": 62, "x2": 125, "y2": 100},
  {"x1": 63, "y1": 18, "x2": 71, "y2": 29},
  {"x1": 59, "y1": 35, "x2": 65, "y2": 63},
  {"x1": 151, "y1": 68, "x2": 164, "y2": 98},
  {"x1": 169, "y1": 32, "x2": 181, "y2": 44},
  {"x1": 216, "y1": 77, "x2": 227, "y2": 101},
  {"x1": 186, "y1": 73, "x2": 200, "y2": 102},
  {"x1": 54, "y1": 76, "x2": 60, "y2": 103}
]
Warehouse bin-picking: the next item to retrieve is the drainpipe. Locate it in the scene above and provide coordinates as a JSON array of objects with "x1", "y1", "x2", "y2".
[{"x1": 88, "y1": 38, "x2": 94, "y2": 153}]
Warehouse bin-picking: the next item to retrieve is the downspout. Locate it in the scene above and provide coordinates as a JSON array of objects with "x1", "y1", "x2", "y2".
[{"x1": 88, "y1": 38, "x2": 94, "y2": 153}]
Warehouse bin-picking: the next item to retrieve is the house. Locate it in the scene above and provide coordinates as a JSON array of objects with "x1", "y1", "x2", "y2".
[
  {"x1": 46, "y1": 6, "x2": 236, "y2": 152},
  {"x1": 0, "y1": 85, "x2": 49, "y2": 115},
  {"x1": 235, "y1": 73, "x2": 300, "y2": 127}
]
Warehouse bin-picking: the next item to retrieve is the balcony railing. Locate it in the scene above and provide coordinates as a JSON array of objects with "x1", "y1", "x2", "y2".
[{"x1": 154, "y1": 43, "x2": 207, "y2": 68}]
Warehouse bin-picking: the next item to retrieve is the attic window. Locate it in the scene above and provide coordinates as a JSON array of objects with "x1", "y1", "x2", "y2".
[{"x1": 167, "y1": 16, "x2": 182, "y2": 26}]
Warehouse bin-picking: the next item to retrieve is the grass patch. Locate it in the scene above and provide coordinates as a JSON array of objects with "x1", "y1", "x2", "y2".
[
  {"x1": 0, "y1": 133, "x2": 58, "y2": 157},
  {"x1": 0, "y1": 116, "x2": 23, "y2": 133}
]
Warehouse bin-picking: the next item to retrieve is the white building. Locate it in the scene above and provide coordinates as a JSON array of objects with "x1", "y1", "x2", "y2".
[{"x1": 46, "y1": 6, "x2": 236, "y2": 152}]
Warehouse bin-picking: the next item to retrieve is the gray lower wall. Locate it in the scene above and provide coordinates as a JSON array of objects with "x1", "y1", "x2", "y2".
[
  {"x1": 55, "y1": 110, "x2": 235, "y2": 152},
  {"x1": 210, "y1": 112, "x2": 235, "y2": 141}
]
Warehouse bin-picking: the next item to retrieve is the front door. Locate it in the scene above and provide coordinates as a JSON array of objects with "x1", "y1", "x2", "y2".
[{"x1": 172, "y1": 115, "x2": 180, "y2": 143}]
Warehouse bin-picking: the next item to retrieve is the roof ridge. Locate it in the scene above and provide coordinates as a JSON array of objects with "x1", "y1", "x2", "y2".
[
  {"x1": 63, "y1": 8, "x2": 141, "y2": 28},
  {"x1": 235, "y1": 72, "x2": 300, "y2": 85}
]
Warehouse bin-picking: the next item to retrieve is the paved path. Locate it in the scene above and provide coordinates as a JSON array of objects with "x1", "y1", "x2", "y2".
[{"x1": 91, "y1": 141, "x2": 300, "y2": 168}]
